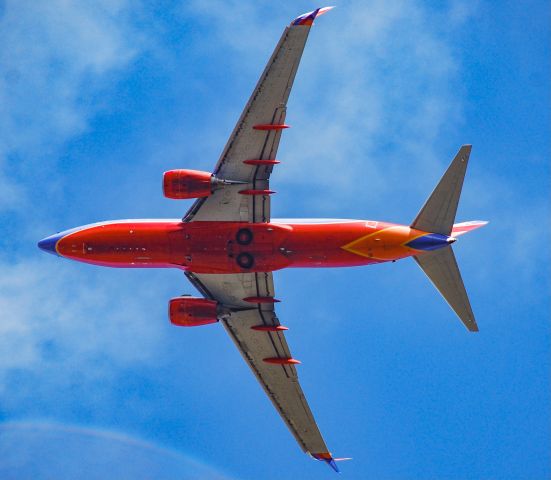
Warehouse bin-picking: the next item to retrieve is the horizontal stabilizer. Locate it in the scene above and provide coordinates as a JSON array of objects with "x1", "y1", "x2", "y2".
[
  {"x1": 452, "y1": 220, "x2": 488, "y2": 237},
  {"x1": 411, "y1": 145, "x2": 471, "y2": 235},
  {"x1": 414, "y1": 247, "x2": 478, "y2": 332}
]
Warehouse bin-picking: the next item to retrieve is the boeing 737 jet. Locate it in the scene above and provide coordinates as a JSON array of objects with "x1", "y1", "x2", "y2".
[{"x1": 38, "y1": 7, "x2": 486, "y2": 472}]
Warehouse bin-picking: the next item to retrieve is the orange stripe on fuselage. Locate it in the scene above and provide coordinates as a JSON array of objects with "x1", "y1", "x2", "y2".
[{"x1": 341, "y1": 225, "x2": 427, "y2": 261}]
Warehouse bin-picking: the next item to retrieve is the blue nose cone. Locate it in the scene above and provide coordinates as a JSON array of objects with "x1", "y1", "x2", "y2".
[{"x1": 38, "y1": 233, "x2": 62, "y2": 256}]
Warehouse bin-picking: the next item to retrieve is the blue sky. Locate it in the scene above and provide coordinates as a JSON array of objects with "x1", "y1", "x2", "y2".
[{"x1": 0, "y1": 1, "x2": 549, "y2": 479}]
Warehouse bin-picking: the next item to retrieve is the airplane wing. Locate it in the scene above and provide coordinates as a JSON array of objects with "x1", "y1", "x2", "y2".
[
  {"x1": 184, "y1": 7, "x2": 333, "y2": 223},
  {"x1": 185, "y1": 270, "x2": 333, "y2": 460}
]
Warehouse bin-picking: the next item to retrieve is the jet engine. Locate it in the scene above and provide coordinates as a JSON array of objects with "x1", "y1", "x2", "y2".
[
  {"x1": 169, "y1": 296, "x2": 219, "y2": 327},
  {"x1": 163, "y1": 170, "x2": 213, "y2": 199}
]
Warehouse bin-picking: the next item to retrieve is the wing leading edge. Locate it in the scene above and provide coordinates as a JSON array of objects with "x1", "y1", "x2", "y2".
[
  {"x1": 184, "y1": 7, "x2": 333, "y2": 223},
  {"x1": 185, "y1": 271, "x2": 333, "y2": 460},
  {"x1": 183, "y1": 7, "x2": 340, "y2": 471}
]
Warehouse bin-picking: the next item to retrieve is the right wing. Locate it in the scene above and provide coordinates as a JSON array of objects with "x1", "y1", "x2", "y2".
[
  {"x1": 184, "y1": 7, "x2": 334, "y2": 224},
  {"x1": 185, "y1": 270, "x2": 337, "y2": 466}
]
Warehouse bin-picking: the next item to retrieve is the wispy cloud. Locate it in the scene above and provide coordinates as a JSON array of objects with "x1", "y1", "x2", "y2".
[
  {"x1": 0, "y1": 421, "x2": 236, "y2": 479},
  {"x1": 0, "y1": 261, "x2": 164, "y2": 398},
  {"x1": 183, "y1": 0, "x2": 473, "y2": 216},
  {"x1": 0, "y1": 0, "x2": 144, "y2": 211},
  {"x1": 0, "y1": 1, "x2": 160, "y2": 407},
  {"x1": 0, "y1": 4, "x2": 548, "y2": 477}
]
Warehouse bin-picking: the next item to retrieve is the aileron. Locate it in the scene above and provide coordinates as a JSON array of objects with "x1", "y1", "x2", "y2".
[
  {"x1": 189, "y1": 271, "x2": 330, "y2": 456},
  {"x1": 185, "y1": 14, "x2": 319, "y2": 223}
]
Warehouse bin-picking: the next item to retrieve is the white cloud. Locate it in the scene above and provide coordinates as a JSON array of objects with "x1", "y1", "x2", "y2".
[
  {"x1": 182, "y1": 0, "x2": 471, "y2": 215},
  {"x1": 0, "y1": 5, "x2": 546, "y2": 470},
  {"x1": 183, "y1": 0, "x2": 282, "y2": 55},
  {"x1": 0, "y1": 0, "x2": 144, "y2": 211},
  {"x1": 0, "y1": 260, "x2": 165, "y2": 400},
  {"x1": 0, "y1": 0, "x2": 154, "y2": 406},
  {"x1": 0, "y1": 421, "x2": 237, "y2": 480}
]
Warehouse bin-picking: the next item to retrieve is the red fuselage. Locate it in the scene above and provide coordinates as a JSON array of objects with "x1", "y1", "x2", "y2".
[{"x1": 39, "y1": 219, "x2": 449, "y2": 273}]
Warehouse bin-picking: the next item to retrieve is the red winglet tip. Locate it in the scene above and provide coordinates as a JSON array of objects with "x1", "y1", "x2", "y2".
[
  {"x1": 292, "y1": 6, "x2": 335, "y2": 26},
  {"x1": 312, "y1": 453, "x2": 342, "y2": 473}
]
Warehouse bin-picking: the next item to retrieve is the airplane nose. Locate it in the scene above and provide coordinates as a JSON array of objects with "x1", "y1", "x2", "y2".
[{"x1": 38, "y1": 233, "x2": 62, "y2": 256}]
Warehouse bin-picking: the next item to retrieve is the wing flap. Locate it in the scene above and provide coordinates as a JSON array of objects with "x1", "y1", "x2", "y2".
[
  {"x1": 221, "y1": 311, "x2": 327, "y2": 454},
  {"x1": 186, "y1": 271, "x2": 330, "y2": 455},
  {"x1": 185, "y1": 22, "x2": 317, "y2": 223}
]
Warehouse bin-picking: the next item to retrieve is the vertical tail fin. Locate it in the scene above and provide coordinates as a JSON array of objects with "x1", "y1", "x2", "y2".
[
  {"x1": 411, "y1": 145, "x2": 484, "y2": 332},
  {"x1": 411, "y1": 145, "x2": 471, "y2": 235}
]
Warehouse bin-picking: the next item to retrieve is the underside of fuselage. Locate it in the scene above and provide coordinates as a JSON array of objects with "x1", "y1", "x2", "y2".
[{"x1": 37, "y1": 219, "x2": 454, "y2": 273}]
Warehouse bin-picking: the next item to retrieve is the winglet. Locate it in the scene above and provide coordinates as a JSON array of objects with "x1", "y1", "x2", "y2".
[
  {"x1": 312, "y1": 453, "x2": 351, "y2": 473},
  {"x1": 327, "y1": 458, "x2": 340, "y2": 473},
  {"x1": 292, "y1": 6, "x2": 335, "y2": 26}
]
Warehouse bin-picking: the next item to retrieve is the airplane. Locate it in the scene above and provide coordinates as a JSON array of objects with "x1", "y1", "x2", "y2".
[{"x1": 38, "y1": 7, "x2": 487, "y2": 473}]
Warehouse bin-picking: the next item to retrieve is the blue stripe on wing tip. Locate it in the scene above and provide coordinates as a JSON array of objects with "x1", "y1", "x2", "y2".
[
  {"x1": 292, "y1": 6, "x2": 334, "y2": 26},
  {"x1": 328, "y1": 458, "x2": 340, "y2": 473}
]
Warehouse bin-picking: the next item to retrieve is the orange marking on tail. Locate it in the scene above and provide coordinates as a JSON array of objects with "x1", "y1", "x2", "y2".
[{"x1": 341, "y1": 225, "x2": 427, "y2": 261}]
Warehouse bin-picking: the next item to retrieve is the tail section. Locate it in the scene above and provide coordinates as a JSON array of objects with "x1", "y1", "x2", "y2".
[
  {"x1": 452, "y1": 220, "x2": 488, "y2": 237},
  {"x1": 411, "y1": 146, "x2": 487, "y2": 332},
  {"x1": 411, "y1": 145, "x2": 471, "y2": 235},
  {"x1": 414, "y1": 247, "x2": 478, "y2": 331}
]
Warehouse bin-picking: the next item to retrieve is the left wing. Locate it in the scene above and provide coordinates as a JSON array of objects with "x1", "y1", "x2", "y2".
[
  {"x1": 184, "y1": 7, "x2": 333, "y2": 223},
  {"x1": 185, "y1": 270, "x2": 336, "y2": 466}
]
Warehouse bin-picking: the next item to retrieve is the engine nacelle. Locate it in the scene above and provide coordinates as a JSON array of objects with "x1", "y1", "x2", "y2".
[
  {"x1": 163, "y1": 169, "x2": 213, "y2": 199},
  {"x1": 169, "y1": 297, "x2": 219, "y2": 327}
]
